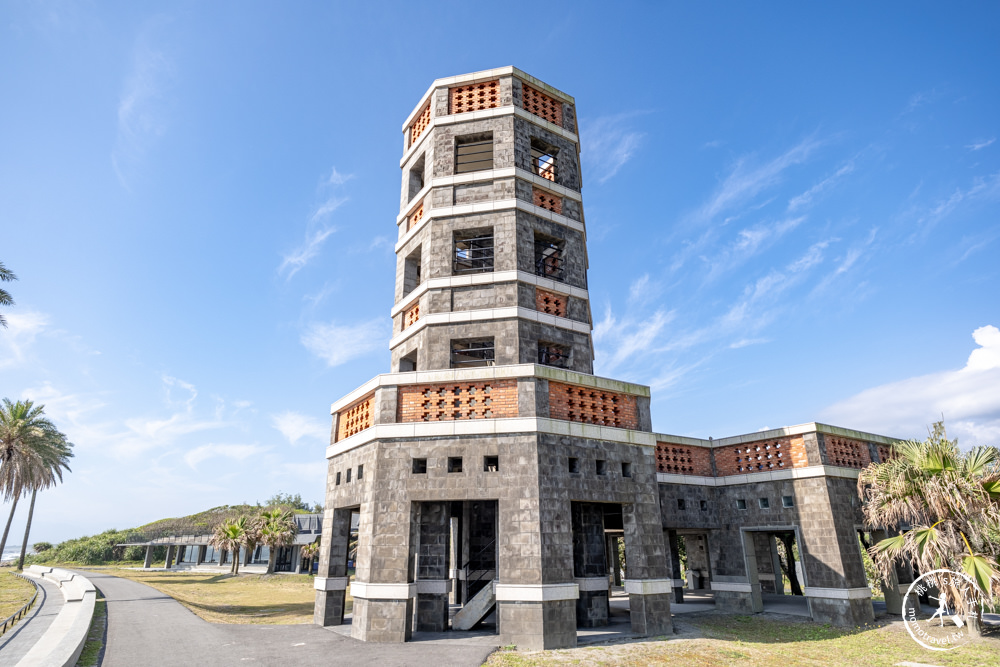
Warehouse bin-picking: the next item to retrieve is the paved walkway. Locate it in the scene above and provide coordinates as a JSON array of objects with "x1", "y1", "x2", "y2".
[
  {"x1": 0, "y1": 574, "x2": 65, "y2": 663},
  {"x1": 85, "y1": 572, "x2": 496, "y2": 667}
]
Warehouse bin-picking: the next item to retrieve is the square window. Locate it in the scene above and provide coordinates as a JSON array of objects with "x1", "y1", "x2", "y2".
[
  {"x1": 736, "y1": 498, "x2": 747, "y2": 510},
  {"x1": 758, "y1": 497, "x2": 770, "y2": 509},
  {"x1": 453, "y1": 229, "x2": 494, "y2": 274},
  {"x1": 357, "y1": 464, "x2": 364, "y2": 480},
  {"x1": 700, "y1": 500, "x2": 708, "y2": 511},
  {"x1": 534, "y1": 234, "x2": 565, "y2": 282},
  {"x1": 621, "y1": 462, "x2": 632, "y2": 478},
  {"x1": 538, "y1": 342, "x2": 571, "y2": 368},
  {"x1": 484, "y1": 455, "x2": 499, "y2": 472},
  {"x1": 677, "y1": 498, "x2": 686, "y2": 510},
  {"x1": 346, "y1": 469, "x2": 352, "y2": 483},
  {"x1": 335, "y1": 472, "x2": 341, "y2": 486},
  {"x1": 456, "y1": 133, "x2": 494, "y2": 174},
  {"x1": 450, "y1": 338, "x2": 495, "y2": 368},
  {"x1": 412, "y1": 458, "x2": 427, "y2": 474},
  {"x1": 568, "y1": 457, "x2": 580, "y2": 474},
  {"x1": 596, "y1": 459, "x2": 607, "y2": 475},
  {"x1": 782, "y1": 495, "x2": 794, "y2": 508},
  {"x1": 448, "y1": 457, "x2": 463, "y2": 473}
]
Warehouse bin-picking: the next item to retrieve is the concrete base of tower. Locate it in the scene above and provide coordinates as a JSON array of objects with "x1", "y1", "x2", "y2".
[
  {"x1": 498, "y1": 600, "x2": 578, "y2": 650},
  {"x1": 351, "y1": 596, "x2": 414, "y2": 643},
  {"x1": 624, "y1": 580, "x2": 673, "y2": 636},
  {"x1": 575, "y1": 588, "x2": 609, "y2": 627},
  {"x1": 415, "y1": 591, "x2": 450, "y2": 632},
  {"x1": 807, "y1": 594, "x2": 874, "y2": 627},
  {"x1": 713, "y1": 588, "x2": 759, "y2": 614},
  {"x1": 313, "y1": 577, "x2": 349, "y2": 626}
]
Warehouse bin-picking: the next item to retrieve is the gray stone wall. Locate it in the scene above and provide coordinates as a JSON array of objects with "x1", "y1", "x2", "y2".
[
  {"x1": 514, "y1": 116, "x2": 580, "y2": 191},
  {"x1": 516, "y1": 211, "x2": 588, "y2": 290}
]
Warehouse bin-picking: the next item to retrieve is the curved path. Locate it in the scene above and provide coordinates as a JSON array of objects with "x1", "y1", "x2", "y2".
[
  {"x1": 0, "y1": 575, "x2": 64, "y2": 663},
  {"x1": 85, "y1": 572, "x2": 495, "y2": 667}
]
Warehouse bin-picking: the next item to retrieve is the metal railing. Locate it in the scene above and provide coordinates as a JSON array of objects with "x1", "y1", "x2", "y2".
[
  {"x1": 1, "y1": 573, "x2": 39, "y2": 636},
  {"x1": 451, "y1": 341, "x2": 496, "y2": 368},
  {"x1": 529, "y1": 147, "x2": 557, "y2": 182},
  {"x1": 453, "y1": 235, "x2": 494, "y2": 274},
  {"x1": 462, "y1": 538, "x2": 497, "y2": 599},
  {"x1": 534, "y1": 241, "x2": 565, "y2": 281},
  {"x1": 538, "y1": 345, "x2": 571, "y2": 369},
  {"x1": 455, "y1": 139, "x2": 494, "y2": 174}
]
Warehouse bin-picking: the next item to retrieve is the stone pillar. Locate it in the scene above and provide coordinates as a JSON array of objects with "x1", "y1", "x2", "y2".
[
  {"x1": 769, "y1": 536, "x2": 784, "y2": 595},
  {"x1": 622, "y1": 502, "x2": 673, "y2": 636},
  {"x1": 177, "y1": 546, "x2": 186, "y2": 564},
  {"x1": 164, "y1": 545, "x2": 175, "y2": 569},
  {"x1": 572, "y1": 502, "x2": 609, "y2": 627},
  {"x1": 754, "y1": 533, "x2": 778, "y2": 595},
  {"x1": 665, "y1": 530, "x2": 684, "y2": 603},
  {"x1": 608, "y1": 533, "x2": 622, "y2": 586},
  {"x1": 143, "y1": 544, "x2": 153, "y2": 569},
  {"x1": 869, "y1": 530, "x2": 901, "y2": 615},
  {"x1": 414, "y1": 501, "x2": 450, "y2": 632},
  {"x1": 294, "y1": 547, "x2": 303, "y2": 574},
  {"x1": 740, "y1": 531, "x2": 764, "y2": 612},
  {"x1": 197, "y1": 545, "x2": 207, "y2": 565},
  {"x1": 449, "y1": 512, "x2": 461, "y2": 604},
  {"x1": 315, "y1": 508, "x2": 353, "y2": 627}
]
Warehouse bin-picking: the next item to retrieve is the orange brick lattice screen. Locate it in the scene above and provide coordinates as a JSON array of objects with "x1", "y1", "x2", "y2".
[
  {"x1": 716, "y1": 436, "x2": 809, "y2": 475},
  {"x1": 407, "y1": 200, "x2": 425, "y2": 231},
  {"x1": 532, "y1": 187, "x2": 563, "y2": 215},
  {"x1": 876, "y1": 444, "x2": 895, "y2": 463},
  {"x1": 399, "y1": 380, "x2": 518, "y2": 421},
  {"x1": 825, "y1": 436, "x2": 872, "y2": 469},
  {"x1": 336, "y1": 393, "x2": 374, "y2": 442},
  {"x1": 449, "y1": 81, "x2": 500, "y2": 115},
  {"x1": 535, "y1": 288, "x2": 566, "y2": 317},
  {"x1": 403, "y1": 303, "x2": 420, "y2": 330},
  {"x1": 409, "y1": 103, "x2": 431, "y2": 145},
  {"x1": 656, "y1": 443, "x2": 713, "y2": 476},
  {"x1": 548, "y1": 382, "x2": 638, "y2": 429},
  {"x1": 522, "y1": 85, "x2": 563, "y2": 127}
]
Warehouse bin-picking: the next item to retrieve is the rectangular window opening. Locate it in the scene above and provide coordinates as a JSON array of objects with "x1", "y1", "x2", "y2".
[
  {"x1": 408, "y1": 154, "x2": 425, "y2": 202},
  {"x1": 782, "y1": 495, "x2": 794, "y2": 508},
  {"x1": 399, "y1": 350, "x2": 418, "y2": 373},
  {"x1": 357, "y1": 464, "x2": 364, "y2": 480},
  {"x1": 530, "y1": 137, "x2": 558, "y2": 182},
  {"x1": 455, "y1": 133, "x2": 494, "y2": 174},
  {"x1": 677, "y1": 498, "x2": 686, "y2": 510},
  {"x1": 736, "y1": 498, "x2": 747, "y2": 510},
  {"x1": 537, "y1": 342, "x2": 571, "y2": 369},
  {"x1": 596, "y1": 459, "x2": 607, "y2": 476},
  {"x1": 621, "y1": 462, "x2": 632, "y2": 478},
  {"x1": 345, "y1": 468, "x2": 352, "y2": 483},
  {"x1": 758, "y1": 497, "x2": 770, "y2": 509},
  {"x1": 335, "y1": 472, "x2": 341, "y2": 486},
  {"x1": 448, "y1": 457, "x2": 463, "y2": 473},
  {"x1": 453, "y1": 229, "x2": 494, "y2": 274},
  {"x1": 568, "y1": 457, "x2": 580, "y2": 474},
  {"x1": 484, "y1": 455, "x2": 499, "y2": 472},
  {"x1": 699, "y1": 499, "x2": 708, "y2": 511},
  {"x1": 403, "y1": 247, "x2": 422, "y2": 295},
  {"x1": 450, "y1": 338, "x2": 495, "y2": 368},
  {"x1": 534, "y1": 234, "x2": 565, "y2": 282},
  {"x1": 412, "y1": 458, "x2": 427, "y2": 474}
]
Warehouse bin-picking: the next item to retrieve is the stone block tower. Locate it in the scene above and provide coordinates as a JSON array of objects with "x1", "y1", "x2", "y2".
[{"x1": 314, "y1": 67, "x2": 674, "y2": 650}]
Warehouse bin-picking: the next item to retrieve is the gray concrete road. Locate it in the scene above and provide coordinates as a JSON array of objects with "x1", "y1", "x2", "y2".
[{"x1": 84, "y1": 571, "x2": 497, "y2": 667}]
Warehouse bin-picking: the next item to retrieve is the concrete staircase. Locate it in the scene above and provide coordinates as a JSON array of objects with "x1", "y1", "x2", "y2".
[{"x1": 452, "y1": 580, "x2": 496, "y2": 630}]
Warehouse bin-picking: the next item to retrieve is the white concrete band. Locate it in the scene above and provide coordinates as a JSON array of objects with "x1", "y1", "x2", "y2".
[
  {"x1": 494, "y1": 583, "x2": 579, "y2": 602},
  {"x1": 314, "y1": 576, "x2": 349, "y2": 591},
  {"x1": 711, "y1": 581, "x2": 753, "y2": 593},
  {"x1": 803, "y1": 587, "x2": 873, "y2": 600},
  {"x1": 657, "y1": 465, "x2": 862, "y2": 487},
  {"x1": 390, "y1": 305, "x2": 592, "y2": 348},
  {"x1": 415, "y1": 579, "x2": 452, "y2": 595},
  {"x1": 575, "y1": 577, "x2": 609, "y2": 592},
  {"x1": 653, "y1": 422, "x2": 899, "y2": 449},
  {"x1": 623, "y1": 579, "x2": 673, "y2": 595},
  {"x1": 350, "y1": 582, "x2": 417, "y2": 600}
]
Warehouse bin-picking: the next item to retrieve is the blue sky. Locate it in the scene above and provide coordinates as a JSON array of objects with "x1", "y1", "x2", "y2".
[{"x1": 2, "y1": 1, "x2": 998, "y2": 543}]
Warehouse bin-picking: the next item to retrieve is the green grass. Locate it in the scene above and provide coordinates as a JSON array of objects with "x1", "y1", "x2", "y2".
[
  {"x1": 76, "y1": 590, "x2": 107, "y2": 667},
  {"x1": 0, "y1": 571, "x2": 35, "y2": 620},
  {"x1": 486, "y1": 613, "x2": 1000, "y2": 667}
]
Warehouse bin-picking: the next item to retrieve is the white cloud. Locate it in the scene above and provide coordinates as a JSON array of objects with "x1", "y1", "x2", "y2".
[
  {"x1": 310, "y1": 196, "x2": 348, "y2": 223},
  {"x1": 300, "y1": 318, "x2": 388, "y2": 367},
  {"x1": 909, "y1": 172, "x2": 1000, "y2": 241},
  {"x1": 581, "y1": 113, "x2": 647, "y2": 184},
  {"x1": 183, "y1": 443, "x2": 268, "y2": 469},
  {"x1": 271, "y1": 410, "x2": 328, "y2": 445},
  {"x1": 703, "y1": 216, "x2": 805, "y2": 282},
  {"x1": 327, "y1": 167, "x2": 353, "y2": 186},
  {"x1": 821, "y1": 325, "x2": 1000, "y2": 445},
  {"x1": 812, "y1": 228, "x2": 876, "y2": 294},
  {"x1": 787, "y1": 160, "x2": 856, "y2": 212},
  {"x1": 0, "y1": 310, "x2": 49, "y2": 368},
  {"x1": 279, "y1": 225, "x2": 338, "y2": 279},
  {"x1": 965, "y1": 138, "x2": 995, "y2": 152}
]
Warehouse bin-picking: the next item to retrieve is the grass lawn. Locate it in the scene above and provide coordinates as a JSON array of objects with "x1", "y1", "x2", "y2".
[
  {"x1": 487, "y1": 613, "x2": 1000, "y2": 667},
  {"x1": 80, "y1": 567, "x2": 344, "y2": 625},
  {"x1": 0, "y1": 571, "x2": 36, "y2": 620}
]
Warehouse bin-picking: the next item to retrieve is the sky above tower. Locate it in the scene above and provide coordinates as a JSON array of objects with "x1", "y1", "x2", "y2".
[{"x1": 2, "y1": 1, "x2": 998, "y2": 543}]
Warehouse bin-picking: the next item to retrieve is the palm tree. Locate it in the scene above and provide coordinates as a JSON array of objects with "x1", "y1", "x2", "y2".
[
  {"x1": 0, "y1": 399, "x2": 73, "y2": 564},
  {"x1": 210, "y1": 518, "x2": 246, "y2": 574},
  {"x1": 858, "y1": 424, "x2": 1000, "y2": 631},
  {"x1": 300, "y1": 539, "x2": 320, "y2": 573},
  {"x1": 17, "y1": 431, "x2": 73, "y2": 569},
  {"x1": 257, "y1": 507, "x2": 297, "y2": 575},
  {"x1": 0, "y1": 262, "x2": 16, "y2": 329}
]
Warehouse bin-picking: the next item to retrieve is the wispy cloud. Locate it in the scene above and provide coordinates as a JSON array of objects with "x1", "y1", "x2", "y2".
[
  {"x1": 966, "y1": 138, "x2": 995, "y2": 152},
  {"x1": 279, "y1": 167, "x2": 352, "y2": 279},
  {"x1": 112, "y1": 17, "x2": 174, "y2": 189},
  {"x1": 703, "y1": 216, "x2": 805, "y2": 282},
  {"x1": 184, "y1": 443, "x2": 268, "y2": 469},
  {"x1": 787, "y1": 160, "x2": 856, "y2": 211},
  {"x1": 813, "y1": 228, "x2": 876, "y2": 294},
  {"x1": 908, "y1": 172, "x2": 1000, "y2": 241},
  {"x1": 822, "y1": 325, "x2": 1000, "y2": 445},
  {"x1": 300, "y1": 317, "x2": 388, "y2": 367},
  {"x1": 271, "y1": 411, "x2": 328, "y2": 445},
  {"x1": 279, "y1": 226, "x2": 338, "y2": 279},
  {"x1": 327, "y1": 167, "x2": 353, "y2": 186},
  {"x1": 581, "y1": 112, "x2": 647, "y2": 184},
  {"x1": 0, "y1": 311, "x2": 50, "y2": 368}
]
